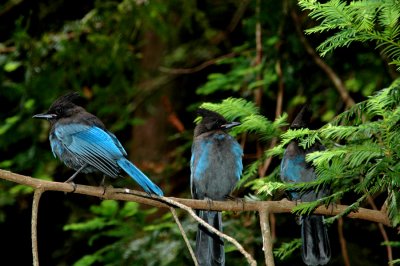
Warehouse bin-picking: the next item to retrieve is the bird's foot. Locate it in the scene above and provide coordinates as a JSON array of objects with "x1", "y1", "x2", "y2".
[
  {"x1": 205, "y1": 197, "x2": 213, "y2": 210},
  {"x1": 225, "y1": 195, "x2": 245, "y2": 211},
  {"x1": 99, "y1": 176, "x2": 108, "y2": 195},
  {"x1": 100, "y1": 185, "x2": 114, "y2": 196},
  {"x1": 224, "y1": 194, "x2": 236, "y2": 201},
  {"x1": 295, "y1": 215, "x2": 302, "y2": 225},
  {"x1": 65, "y1": 181, "x2": 77, "y2": 193}
]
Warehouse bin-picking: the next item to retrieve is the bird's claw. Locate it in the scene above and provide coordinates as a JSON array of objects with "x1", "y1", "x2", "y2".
[
  {"x1": 65, "y1": 181, "x2": 77, "y2": 193},
  {"x1": 206, "y1": 198, "x2": 213, "y2": 210}
]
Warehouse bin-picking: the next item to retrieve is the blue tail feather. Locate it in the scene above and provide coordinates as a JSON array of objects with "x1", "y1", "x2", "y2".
[
  {"x1": 196, "y1": 210, "x2": 224, "y2": 266},
  {"x1": 117, "y1": 158, "x2": 163, "y2": 196}
]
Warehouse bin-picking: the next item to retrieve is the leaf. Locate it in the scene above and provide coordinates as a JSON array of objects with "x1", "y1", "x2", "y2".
[
  {"x1": 256, "y1": 181, "x2": 285, "y2": 196},
  {"x1": 274, "y1": 239, "x2": 302, "y2": 261},
  {"x1": 73, "y1": 254, "x2": 99, "y2": 266},
  {"x1": 4, "y1": 61, "x2": 21, "y2": 72}
]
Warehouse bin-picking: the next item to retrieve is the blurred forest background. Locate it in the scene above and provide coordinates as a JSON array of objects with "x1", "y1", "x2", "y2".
[{"x1": 0, "y1": 0, "x2": 399, "y2": 265}]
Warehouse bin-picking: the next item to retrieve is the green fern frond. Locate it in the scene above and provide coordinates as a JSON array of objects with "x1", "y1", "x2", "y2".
[
  {"x1": 274, "y1": 239, "x2": 302, "y2": 261},
  {"x1": 307, "y1": 142, "x2": 382, "y2": 169},
  {"x1": 200, "y1": 97, "x2": 259, "y2": 121},
  {"x1": 292, "y1": 199, "x2": 325, "y2": 216},
  {"x1": 240, "y1": 114, "x2": 275, "y2": 138},
  {"x1": 256, "y1": 181, "x2": 285, "y2": 196},
  {"x1": 239, "y1": 160, "x2": 262, "y2": 188},
  {"x1": 378, "y1": 1, "x2": 400, "y2": 28},
  {"x1": 324, "y1": 194, "x2": 367, "y2": 224},
  {"x1": 387, "y1": 190, "x2": 400, "y2": 225},
  {"x1": 265, "y1": 144, "x2": 285, "y2": 158},
  {"x1": 316, "y1": 29, "x2": 359, "y2": 57},
  {"x1": 299, "y1": 0, "x2": 400, "y2": 68},
  {"x1": 280, "y1": 128, "x2": 318, "y2": 146},
  {"x1": 273, "y1": 113, "x2": 289, "y2": 128}
]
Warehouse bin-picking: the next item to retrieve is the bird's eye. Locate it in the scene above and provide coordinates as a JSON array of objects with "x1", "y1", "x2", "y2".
[{"x1": 55, "y1": 107, "x2": 63, "y2": 115}]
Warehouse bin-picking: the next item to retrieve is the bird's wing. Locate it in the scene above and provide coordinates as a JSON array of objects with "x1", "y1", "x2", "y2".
[
  {"x1": 281, "y1": 141, "x2": 321, "y2": 201},
  {"x1": 54, "y1": 124, "x2": 123, "y2": 177},
  {"x1": 281, "y1": 141, "x2": 309, "y2": 183},
  {"x1": 106, "y1": 130, "x2": 128, "y2": 156},
  {"x1": 230, "y1": 137, "x2": 243, "y2": 181}
]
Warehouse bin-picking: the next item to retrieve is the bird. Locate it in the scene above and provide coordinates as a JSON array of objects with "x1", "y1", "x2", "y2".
[
  {"x1": 33, "y1": 92, "x2": 163, "y2": 196},
  {"x1": 280, "y1": 105, "x2": 330, "y2": 265},
  {"x1": 190, "y1": 108, "x2": 243, "y2": 266}
]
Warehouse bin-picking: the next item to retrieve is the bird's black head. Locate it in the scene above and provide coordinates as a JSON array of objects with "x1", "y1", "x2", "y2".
[
  {"x1": 290, "y1": 105, "x2": 311, "y2": 129},
  {"x1": 194, "y1": 108, "x2": 241, "y2": 136},
  {"x1": 33, "y1": 92, "x2": 81, "y2": 123}
]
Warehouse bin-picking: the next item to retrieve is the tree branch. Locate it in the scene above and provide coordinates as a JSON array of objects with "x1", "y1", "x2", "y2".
[
  {"x1": 259, "y1": 210, "x2": 275, "y2": 266},
  {"x1": 32, "y1": 188, "x2": 44, "y2": 266},
  {"x1": 170, "y1": 207, "x2": 198, "y2": 266},
  {"x1": 0, "y1": 169, "x2": 391, "y2": 226},
  {"x1": 338, "y1": 217, "x2": 350, "y2": 266},
  {"x1": 160, "y1": 195, "x2": 256, "y2": 265},
  {"x1": 291, "y1": 9, "x2": 355, "y2": 108},
  {"x1": 158, "y1": 52, "x2": 237, "y2": 74},
  {"x1": 367, "y1": 195, "x2": 393, "y2": 265}
]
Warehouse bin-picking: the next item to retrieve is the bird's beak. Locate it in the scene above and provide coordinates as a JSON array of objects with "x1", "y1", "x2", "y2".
[
  {"x1": 221, "y1": 121, "x2": 241, "y2": 129},
  {"x1": 32, "y1": 113, "x2": 57, "y2": 120}
]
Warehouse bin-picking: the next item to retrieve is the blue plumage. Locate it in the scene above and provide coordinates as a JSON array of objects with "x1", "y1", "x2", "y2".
[
  {"x1": 280, "y1": 106, "x2": 330, "y2": 266},
  {"x1": 33, "y1": 92, "x2": 163, "y2": 196},
  {"x1": 191, "y1": 108, "x2": 243, "y2": 266}
]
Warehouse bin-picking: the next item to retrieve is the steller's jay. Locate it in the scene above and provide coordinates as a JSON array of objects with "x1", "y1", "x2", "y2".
[
  {"x1": 190, "y1": 108, "x2": 243, "y2": 266},
  {"x1": 33, "y1": 92, "x2": 163, "y2": 196},
  {"x1": 280, "y1": 106, "x2": 330, "y2": 265}
]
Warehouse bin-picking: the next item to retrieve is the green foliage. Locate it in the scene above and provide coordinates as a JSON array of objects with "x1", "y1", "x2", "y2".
[
  {"x1": 0, "y1": 0, "x2": 398, "y2": 264},
  {"x1": 199, "y1": 98, "x2": 284, "y2": 138},
  {"x1": 298, "y1": 0, "x2": 400, "y2": 69},
  {"x1": 196, "y1": 49, "x2": 278, "y2": 95},
  {"x1": 251, "y1": 78, "x2": 400, "y2": 226},
  {"x1": 273, "y1": 239, "x2": 302, "y2": 261},
  {"x1": 64, "y1": 200, "x2": 193, "y2": 266},
  {"x1": 199, "y1": 97, "x2": 287, "y2": 139},
  {"x1": 309, "y1": 78, "x2": 400, "y2": 225}
]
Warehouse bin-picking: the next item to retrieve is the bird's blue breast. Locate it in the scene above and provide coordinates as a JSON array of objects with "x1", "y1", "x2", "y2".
[
  {"x1": 190, "y1": 132, "x2": 243, "y2": 200},
  {"x1": 281, "y1": 141, "x2": 321, "y2": 201},
  {"x1": 281, "y1": 154, "x2": 306, "y2": 183}
]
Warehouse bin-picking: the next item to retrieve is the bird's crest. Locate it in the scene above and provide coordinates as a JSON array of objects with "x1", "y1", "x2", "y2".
[
  {"x1": 196, "y1": 108, "x2": 225, "y2": 121},
  {"x1": 54, "y1": 92, "x2": 80, "y2": 104},
  {"x1": 290, "y1": 104, "x2": 311, "y2": 129},
  {"x1": 49, "y1": 92, "x2": 80, "y2": 109}
]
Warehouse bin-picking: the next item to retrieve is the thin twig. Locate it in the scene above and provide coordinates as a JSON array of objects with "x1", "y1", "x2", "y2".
[
  {"x1": 170, "y1": 207, "x2": 198, "y2": 266},
  {"x1": 338, "y1": 217, "x2": 351, "y2": 266},
  {"x1": 254, "y1": 0, "x2": 263, "y2": 107},
  {"x1": 158, "y1": 196, "x2": 257, "y2": 266},
  {"x1": 259, "y1": 210, "x2": 275, "y2": 266},
  {"x1": 366, "y1": 195, "x2": 393, "y2": 266},
  {"x1": 159, "y1": 52, "x2": 237, "y2": 74},
  {"x1": 227, "y1": 0, "x2": 250, "y2": 33},
  {"x1": 291, "y1": 9, "x2": 355, "y2": 108},
  {"x1": 0, "y1": 169, "x2": 391, "y2": 225},
  {"x1": 32, "y1": 188, "x2": 45, "y2": 266}
]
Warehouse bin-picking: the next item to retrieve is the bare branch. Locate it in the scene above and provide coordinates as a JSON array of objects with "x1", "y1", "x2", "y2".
[
  {"x1": 259, "y1": 210, "x2": 275, "y2": 266},
  {"x1": 0, "y1": 169, "x2": 392, "y2": 225},
  {"x1": 159, "y1": 196, "x2": 257, "y2": 265},
  {"x1": 170, "y1": 207, "x2": 198, "y2": 266},
  {"x1": 290, "y1": 9, "x2": 355, "y2": 108},
  {"x1": 338, "y1": 217, "x2": 350, "y2": 266},
  {"x1": 367, "y1": 195, "x2": 393, "y2": 265},
  {"x1": 32, "y1": 189, "x2": 44, "y2": 266},
  {"x1": 159, "y1": 52, "x2": 237, "y2": 74}
]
